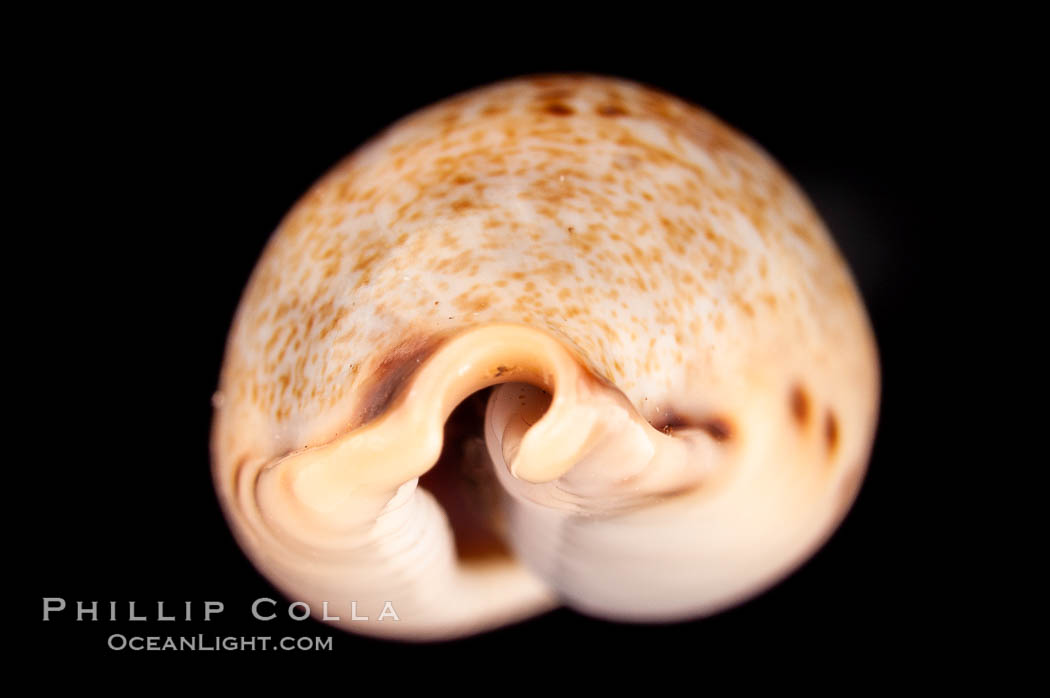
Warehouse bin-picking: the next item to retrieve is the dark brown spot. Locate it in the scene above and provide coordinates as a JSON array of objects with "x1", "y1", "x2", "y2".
[
  {"x1": 651, "y1": 408, "x2": 691, "y2": 434},
  {"x1": 351, "y1": 334, "x2": 449, "y2": 428},
  {"x1": 598, "y1": 104, "x2": 627, "y2": 117},
  {"x1": 825, "y1": 410, "x2": 839, "y2": 455},
  {"x1": 698, "y1": 417, "x2": 733, "y2": 442},
  {"x1": 650, "y1": 409, "x2": 732, "y2": 442},
  {"x1": 545, "y1": 103, "x2": 574, "y2": 116},
  {"x1": 789, "y1": 383, "x2": 810, "y2": 426}
]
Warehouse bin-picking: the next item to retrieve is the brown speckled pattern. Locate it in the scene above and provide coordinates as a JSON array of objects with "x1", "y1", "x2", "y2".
[{"x1": 214, "y1": 75, "x2": 878, "y2": 506}]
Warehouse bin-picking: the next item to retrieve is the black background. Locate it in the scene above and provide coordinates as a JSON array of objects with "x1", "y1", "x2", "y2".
[{"x1": 23, "y1": 29, "x2": 958, "y2": 669}]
